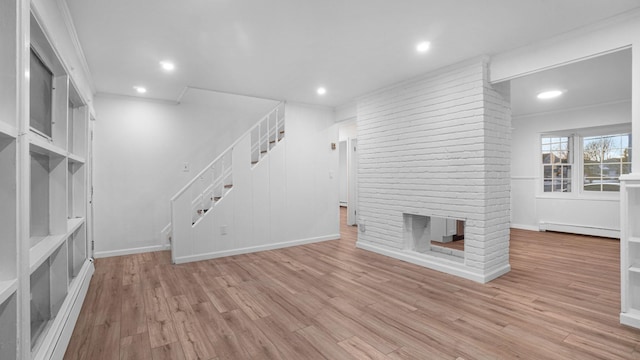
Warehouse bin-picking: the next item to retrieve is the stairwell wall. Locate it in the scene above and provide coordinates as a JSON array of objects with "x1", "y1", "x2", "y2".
[{"x1": 93, "y1": 95, "x2": 339, "y2": 257}]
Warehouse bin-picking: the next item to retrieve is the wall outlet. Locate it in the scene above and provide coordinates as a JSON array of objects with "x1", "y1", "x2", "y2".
[{"x1": 182, "y1": 162, "x2": 190, "y2": 172}]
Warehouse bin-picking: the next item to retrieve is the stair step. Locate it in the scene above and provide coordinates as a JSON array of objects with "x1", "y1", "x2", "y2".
[
  {"x1": 213, "y1": 196, "x2": 221, "y2": 201},
  {"x1": 251, "y1": 161, "x2": 258, "y2": 165},
  {"x1": 224, "y1": 184, "x2": 233, "y2": 189},
  {"x1": 279, "y1": 130, "x2": 285, "y2": 134},
  {"x1": 261, "y1": 150, "x2": 267, "y2": 154},
  {"x1": 269, "y1": 140, "x2": 276, "y2": 144},
  {"x1": 196, "y1": 208, "x2": 210, "y2": 215}
]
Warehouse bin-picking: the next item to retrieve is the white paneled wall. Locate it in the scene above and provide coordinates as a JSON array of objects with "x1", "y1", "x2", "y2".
[{"x1": 356, "y1": 59, "x2": 511, "y2": 283}]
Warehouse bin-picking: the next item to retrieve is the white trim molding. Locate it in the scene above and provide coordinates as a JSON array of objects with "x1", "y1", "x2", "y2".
[
  {"x1": 36, "y1": 261, "x2": 94, "y2": 360},
  {"x1": 539, "y1": 221, "x2": 620, "y2": 239},
  {"x1": 94, "y1": 244, "x2": 171, "y2": 258},
  {"x1": 356, "y1": 241, "x2": 511, "y2": 284},
  {"x1": 173, "y1": 234, "x2": 339, "y2": 264}
]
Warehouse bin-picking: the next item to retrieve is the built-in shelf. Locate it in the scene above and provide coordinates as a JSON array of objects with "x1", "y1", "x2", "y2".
[
  {"x1": 1, "y1": 3, "x2": 93, "y2": 358},
  {"x1": 29, "y1": 235, "x2": 66, "y2": 274},
  {"x1": 29, "y1": 133, "x2": 68, "y2": 158},
  {"x1": 0, "y1": 292, "x2": 17, "y2": 360},
  {"x1": 67, "y1": 152, "x2": 85, "y2": 164},
  {"x1": 0, "y1": 279, "x2": 18, "y2": 305},
  {"x1": 29, "y1": 218, "x2": 85, "y2": 274},
  {"x1": 1, "y1": 0, "x2": 20, "y2": 357},
  {"x1": 0, "y1": 121, "x2": 17, "y2": 139},
  {"x1": 621, "y1": 175, "x2": 640, "y2": 329},
  {"x1": 67, "y1": 217, "x2": 85, "y2": 234}
]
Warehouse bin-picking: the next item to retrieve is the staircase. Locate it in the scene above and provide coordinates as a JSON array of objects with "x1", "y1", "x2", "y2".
[{"x1": 169, "y1": 102, "x2": 286, "y2": 264}]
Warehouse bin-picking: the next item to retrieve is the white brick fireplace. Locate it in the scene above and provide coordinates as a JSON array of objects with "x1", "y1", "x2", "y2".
[{"x1": 355, "y1": 58, "x2": 511, "y2": 283}]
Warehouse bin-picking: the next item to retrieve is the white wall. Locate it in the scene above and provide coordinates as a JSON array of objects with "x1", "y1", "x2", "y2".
[
  {"x1": 356, "y1": 59, "x2": 511, "y2": 283},
  {"x1": 93, "y1": 92, "x2": 278, "y2": 255},
  {"x1": 93, "y1": 95, "x2": 338, "y2": 257},
  {"x1": 511, "y1": 101, "x2": 631, "y2": 236},
  {"x1": 338, "y1": 122, "x2": 357, "y2": 141},
  {"x1": 285, "y1": 104, "x2": 340, "y2": 241},
  {"x1": 339, "y1": 141, "x2": 347, "y2": 205}
]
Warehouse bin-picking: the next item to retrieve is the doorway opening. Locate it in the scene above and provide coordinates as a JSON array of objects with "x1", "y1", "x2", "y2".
[{"x1": 338, "y1": 121, "x2": 357, "y2": 227}]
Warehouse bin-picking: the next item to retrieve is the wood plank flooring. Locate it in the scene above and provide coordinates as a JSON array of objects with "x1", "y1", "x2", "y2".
[{"x1": 65, "y1": 209, "x2": 640, "y2": 359}]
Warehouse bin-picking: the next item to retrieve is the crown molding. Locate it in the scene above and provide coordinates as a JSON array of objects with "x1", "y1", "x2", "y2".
[{"x1": 56, "y1": 0, "x2": 96, "y2": 95}]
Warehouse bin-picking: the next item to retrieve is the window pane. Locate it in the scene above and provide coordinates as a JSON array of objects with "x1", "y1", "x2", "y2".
[
  {"x1": 584, "y1": 164, "x2": 601, "y2": 178},
  {"x1": 607, "y1": 135, "x2": 621, "y2": 149},
  {"x1": 602, "y1": 182, "x2": 620, "y2": 192},
  {"x1": 602, "y1": 164, "x2": 621, "y2": 178},
  {"x1": 605, "y1": 148, "x2": 623, "y2": 161},
  {"x1": 542, "y1": 136, "x2": 572, "y2": 192},
  {"x1": 582, "y1": 133, "x2": 630, "y2": 193},
  {"x1": 585, "y1": 185, "x2": 601, "y2": 192},
  {"x1": 30, "y1": 49, "x2": 53, "y2": 137},
  {"x1": 542, "y1": 154, "x2": 550, "y2": 164}
]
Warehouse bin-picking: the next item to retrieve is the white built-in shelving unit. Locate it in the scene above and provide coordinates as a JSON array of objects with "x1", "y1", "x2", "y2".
[
  {"x1": 0, "y1": 1, "x2": 95, "y2": 358},
  {"x1": 0, "y1": 0, "x2": 20, "y2": 358},
  {"x1": 621, "y1": 174, "x2": 640, "y2": 329}
]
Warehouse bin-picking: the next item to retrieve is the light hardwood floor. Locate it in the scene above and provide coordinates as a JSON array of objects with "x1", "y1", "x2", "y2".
[{"x1": 64, "y1": 209, "x2": 640, "y2": 359}]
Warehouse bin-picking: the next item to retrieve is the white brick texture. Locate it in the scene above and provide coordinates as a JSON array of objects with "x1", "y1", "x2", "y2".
[{"x1": 356, "y1": 59, "x2": 511, "y2": 280}]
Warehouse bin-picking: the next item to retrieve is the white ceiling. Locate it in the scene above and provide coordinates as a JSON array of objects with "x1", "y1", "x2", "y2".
[
  {"x1": 510, "y1": 48, "x2": 632, "y2": 117},
  {"x1": 65, "y1": 0, "x2": 640, "y2": 108}
]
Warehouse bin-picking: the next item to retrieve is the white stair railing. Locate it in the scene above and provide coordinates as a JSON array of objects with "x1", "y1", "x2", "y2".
[{"x1": 169, "y1": 102, "x2": 285, "y2": 263}]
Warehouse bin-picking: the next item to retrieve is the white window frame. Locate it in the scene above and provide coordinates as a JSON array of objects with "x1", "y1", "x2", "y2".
[
  {"x1": 540, "y1": 134, "x2": 574, "y2": 194},
  {"x1": 577, "y1": 126, "x2": 632, "y2": 195},
  {"x1": 539, "y1": 124, "x2": 631, "y2": 199}
]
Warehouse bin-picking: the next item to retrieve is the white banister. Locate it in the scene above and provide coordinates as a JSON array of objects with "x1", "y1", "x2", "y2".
[{"x1": 170, "y1": 101, "x2": 284, "y2": 202}]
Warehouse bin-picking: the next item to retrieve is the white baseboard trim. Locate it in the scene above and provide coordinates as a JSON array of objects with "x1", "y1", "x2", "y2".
[
  {"x1": 94, "y1": 244, "x2": 171, "y2": 258},
  {"x1": 174, "y1": 234, "x2": 340, "y2": 264},
  {"x1": 356, "y1": 241, "x2": 510, "y2": 284},
  {"x1": 539, "y1": 221, "x2": 620, "y2": 239},
  {"x1": 510, "y1": 223, "x2": 540, "y2": 232},
  {"x1": 621, "y1": 312, "x2": 640, "y2": 330},
  {"x1": 36, "y1": 260, "x2": 94, "y2": 360}
]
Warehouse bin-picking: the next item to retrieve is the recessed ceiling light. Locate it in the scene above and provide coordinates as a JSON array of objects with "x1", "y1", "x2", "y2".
[
  {"x1": 160, "y1": 61, "x2": 175, "y2": 71},
  {"x1": 317, "y1": 87, "x2": 327, "y2": 95},
  {"x1": 134, "y1": 86, "x2": 147, "y2": 94},
  {"x1": 537, "y1": 90, "x2": 563, "y2": 99},
  {"x1": 416, "y1": 41, "x2": 431, "y2": 53}
]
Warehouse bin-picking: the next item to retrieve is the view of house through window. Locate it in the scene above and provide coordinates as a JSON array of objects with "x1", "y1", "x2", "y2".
[
  {"x1": 583, "y1": 133, "x2": 632, "y2": 191},
  {"x1": 542, "y1": 136, "x2": 572, "y2": 192}
]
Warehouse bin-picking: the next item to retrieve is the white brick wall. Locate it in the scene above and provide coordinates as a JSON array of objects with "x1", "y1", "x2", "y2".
[{"x1": 356, "y1": 59, "x2": 511, "y2": 282}]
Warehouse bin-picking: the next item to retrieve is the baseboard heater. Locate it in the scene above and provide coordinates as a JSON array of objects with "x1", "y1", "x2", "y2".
[{"x1": 538, "y1": 221, "x2": 620, "y2": 239}]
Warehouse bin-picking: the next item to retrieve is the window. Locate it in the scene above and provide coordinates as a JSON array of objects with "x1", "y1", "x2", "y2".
[
  {"x1": 583, "y1": 133, "x2": 632, "y2": 192},
  {"x1": 541, "y1": 136, "x2": 572, "y2": 192},
  {"x1": 29, "y1": 48, "x2": 53, "y2": 138}
]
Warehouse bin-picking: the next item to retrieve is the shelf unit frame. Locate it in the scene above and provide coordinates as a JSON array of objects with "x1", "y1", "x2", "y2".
[
  {"x1": 620, "y1": 174, "x2": 640, "y2": 329},
  {"x1": 0, "y1": 1, "x2": 96, "y2": 359}
]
